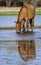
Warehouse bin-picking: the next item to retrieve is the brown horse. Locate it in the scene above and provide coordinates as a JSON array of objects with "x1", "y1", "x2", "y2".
[{"x1": 16, "y1": 4, "x2": 35, "y2": 33}]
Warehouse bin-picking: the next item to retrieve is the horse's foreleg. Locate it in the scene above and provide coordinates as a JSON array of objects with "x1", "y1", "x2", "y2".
[
  {"x1": 30, "y1": 18, "x2": 34, "y2": 32},
  {"x1": 21, "y1": 21, "x2": 25, "y2": 32},
  {"x1": 26, "y1": 18, "x2": 28, "y2": 31},
  {"x1": 19, "y1": 22, "x2": 21, "y2": 31}
]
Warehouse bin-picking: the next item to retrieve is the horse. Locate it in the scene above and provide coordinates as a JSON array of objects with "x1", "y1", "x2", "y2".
[{"x1": 16, "y1": 4, "x2": 35, "y2": 33}]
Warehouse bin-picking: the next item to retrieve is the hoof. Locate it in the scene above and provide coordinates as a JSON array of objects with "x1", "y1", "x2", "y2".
[
  {"x1": 31, "y1": 29, "x2": 33, "y2": 32},
  {"x1": 21, "y1": 28, "x2": 25, "y2": 32},
  {"x1": 22, "y1": 29, "x2": 25, "y2": 32},
  {"x1": 16, "y1": 31, "x2": 20, "y2": 33}
]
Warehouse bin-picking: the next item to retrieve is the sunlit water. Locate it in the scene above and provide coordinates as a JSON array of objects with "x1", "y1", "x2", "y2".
[{"x1": 0, "y1": 15, "x2": 41, "y2": 65}]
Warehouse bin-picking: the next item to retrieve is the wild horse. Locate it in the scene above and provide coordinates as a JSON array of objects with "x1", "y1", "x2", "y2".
[{"x1": 16, "y1": 4, "x2": 35, "y2": 33}]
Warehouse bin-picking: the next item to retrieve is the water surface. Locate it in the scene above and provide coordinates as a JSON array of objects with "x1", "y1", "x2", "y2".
[
  {"x1": 0, "y1": 40, "x2": 41, "y2": 65},
  {"x1": 0, "y1": 15, "x2": 41, "y2": 27},
  {"x1": 0, "y1": 15, "x2": 41, "y2": 65},
  {"x1": 0, "y1": 15, "x2": 41, "y2": 40}
]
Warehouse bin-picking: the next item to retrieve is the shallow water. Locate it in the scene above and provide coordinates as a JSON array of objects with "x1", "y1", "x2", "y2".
[
  {"x1": 0, "y1": 15, "x2": 41, "y2": 27},
  {"x1": 0, "y1": 40, "x2": 41, "y2": 65},
  {"x1": 0, "y1": 15, "x2": 41, "y2": 65},
  {"x1": 0, "y1": 15, "x2": 41, "y2": 40}
]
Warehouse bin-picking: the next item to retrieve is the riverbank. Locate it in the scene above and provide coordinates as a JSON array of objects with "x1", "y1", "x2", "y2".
[{"x1": 0, "y1": 7, "x2": 41, "y2": 15}]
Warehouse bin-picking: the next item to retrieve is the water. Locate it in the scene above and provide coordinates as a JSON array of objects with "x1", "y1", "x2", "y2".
[
  {"x1": 0, "y1": 40, "x2": 41, "y2": 65},
  {"x1": 0, "y1": 15, "x2": 41, "y2": 40},
  {"x1": 0, "y1": 15, "x2": 41, "y2": 27},
  {"x1": 0, "y1": 16, "x2": 17, "y2": 27},
  {"x1": 0, "y1": 15, "x2": 41, "y2": 65}
]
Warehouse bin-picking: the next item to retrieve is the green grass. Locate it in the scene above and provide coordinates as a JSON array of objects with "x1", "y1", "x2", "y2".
[
  {"x1": 35, "y1": 10, "x2": 41, "y2": 15},
  {"x1": 0, "y1": 11, "x2": 19, "y2": 16},
  {"x1": 0, "y1": 10, "x2": 41, "y2": 15}
]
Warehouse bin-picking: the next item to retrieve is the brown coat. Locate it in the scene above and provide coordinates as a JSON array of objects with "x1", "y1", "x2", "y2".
[{"x1": 16, "y1": 4, "x2": 35, "y2": 33}]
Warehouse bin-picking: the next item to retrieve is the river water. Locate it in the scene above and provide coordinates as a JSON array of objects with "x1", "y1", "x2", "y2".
[
  {"x1": 0, "y1": 40, "x2": 41, "y2": 65},
  {"x1": 0, "y1": 15, "x2": 41, "y2": 27},
  {"x1": 0, "y1": 15, "x2": 41, "y2": 65}
]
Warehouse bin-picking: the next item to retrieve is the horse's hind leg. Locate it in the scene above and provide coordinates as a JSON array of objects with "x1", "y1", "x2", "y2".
[
  {"x1": 30, "y1": 19, "x2": 32, "y2": 28},
  {"x1": 32, "y1": 18, "x2": 34, "y2": 28},
  {"x1": 26, "y1": 18, "x2": 28, "y2": 31},
  {"x1": 30, "y1": 19, "x2": 34, "y2": 32}
]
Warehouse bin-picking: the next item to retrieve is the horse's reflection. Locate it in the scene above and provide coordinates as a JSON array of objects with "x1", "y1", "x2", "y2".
[{"x1": 18, "y1": 40, "x2": 36, "y2": 61}]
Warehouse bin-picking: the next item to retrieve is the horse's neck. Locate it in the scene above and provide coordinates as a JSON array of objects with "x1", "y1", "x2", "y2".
[{"x1": 17, "y1": 19, "x2": 19, "y2": 23}]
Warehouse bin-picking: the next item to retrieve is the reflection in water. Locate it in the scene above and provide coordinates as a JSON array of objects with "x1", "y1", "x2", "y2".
[
  {"x1": 0, "y1": 40, "x2": 41, "y2": 65},
  {"x1": 18, "y1": 40, "x2": 36, "y2": 61}
]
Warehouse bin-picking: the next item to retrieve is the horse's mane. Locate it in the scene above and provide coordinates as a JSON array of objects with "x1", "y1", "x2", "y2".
[
  {"x1": 19, "y1": 5, "x2": 28, "y2": 15},
  {"x1": 17, "y1": 5, "x2": 28, "y2": 23}
]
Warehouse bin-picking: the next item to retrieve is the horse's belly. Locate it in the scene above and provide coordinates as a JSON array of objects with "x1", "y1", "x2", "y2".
[
  {"x1": 28, "y1": 8, "x2": 34, "y2": 19},
  {"x1": 28, "y1": 14, "x2": 33, "y2": 19}
]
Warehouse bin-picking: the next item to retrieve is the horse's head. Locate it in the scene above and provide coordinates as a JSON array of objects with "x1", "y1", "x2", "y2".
[{"x1": 15, "y1": 21, "x2": 21, "y2": 33}]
